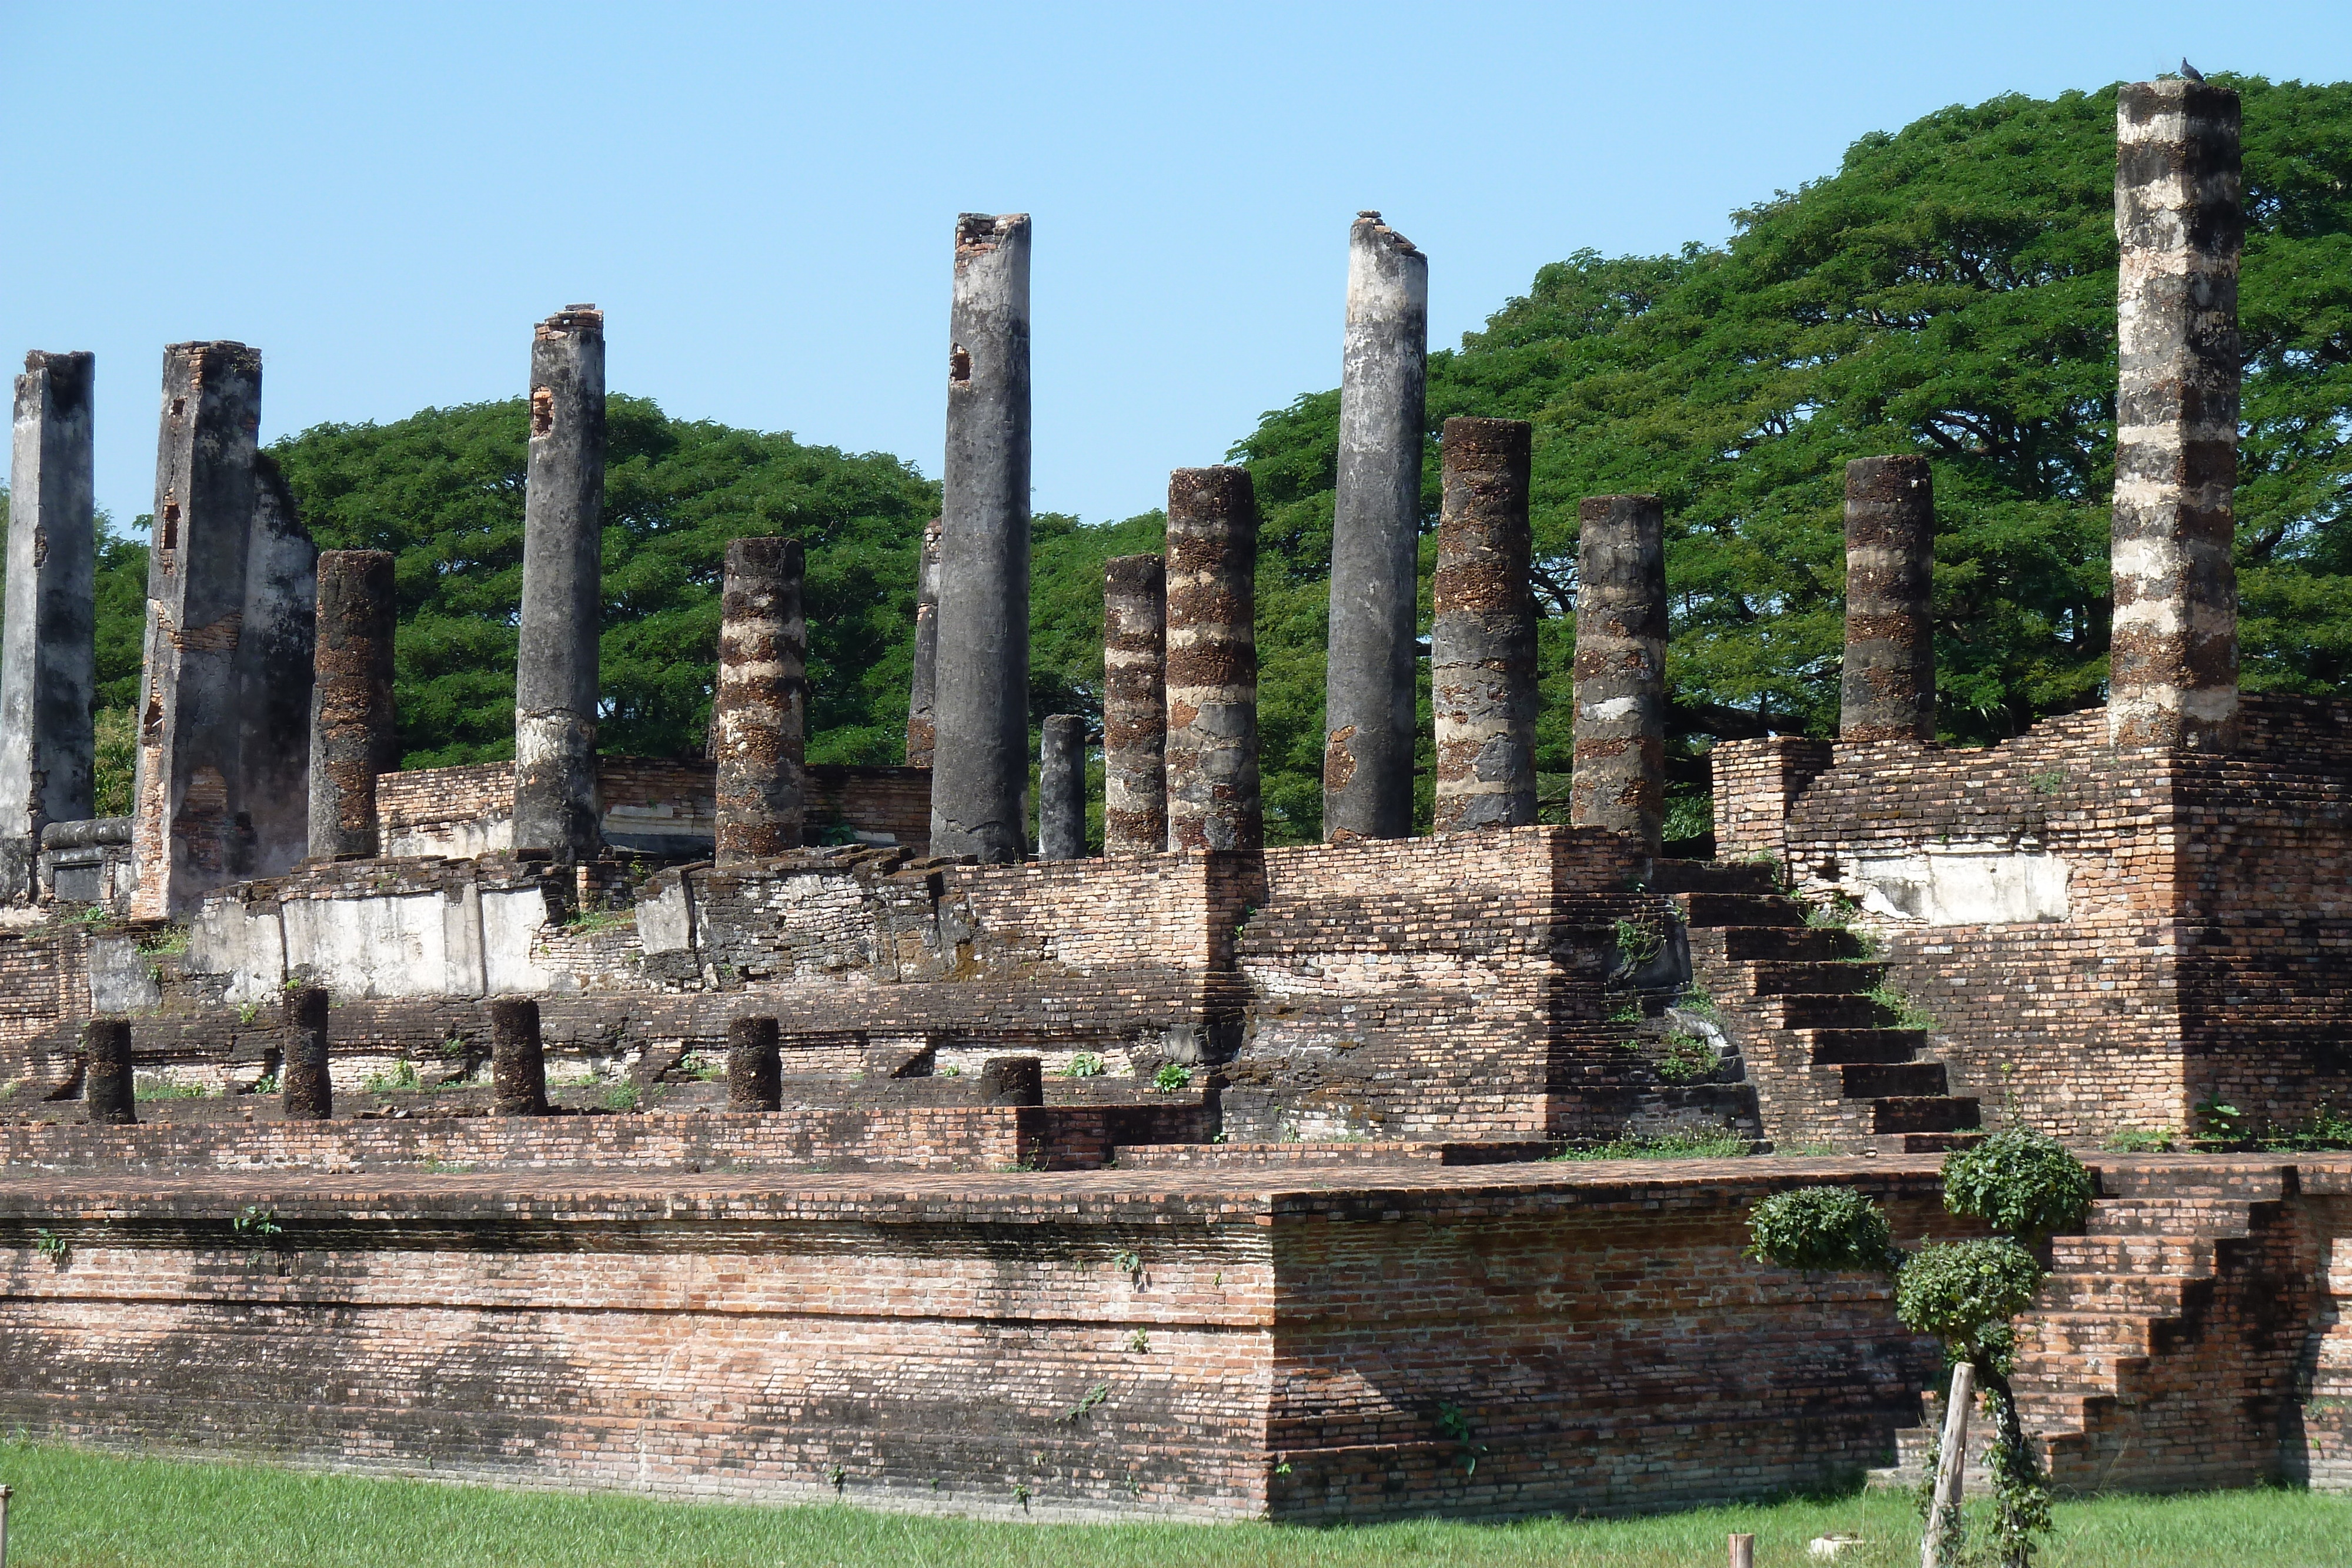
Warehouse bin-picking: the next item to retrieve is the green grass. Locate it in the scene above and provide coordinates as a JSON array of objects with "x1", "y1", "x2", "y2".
[
  {"x1": 1552, "y1": 1128, "x2": 1752, "y2": 1161},
  {"x1": 0, "y1": 1444, "x2": 2343, "y2": 1566}
]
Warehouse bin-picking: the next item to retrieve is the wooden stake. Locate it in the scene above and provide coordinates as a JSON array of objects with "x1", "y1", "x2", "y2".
[
  {"x1": 1921, "y1": 1360, "x2": 1976, "y2": 1568},
  {"x1": 1729, "y1": 1530, "x2": 1756, "y2": 1568},
  {"x1": 2, "y1": 1480, "x2": 14, "y2": 1568}
]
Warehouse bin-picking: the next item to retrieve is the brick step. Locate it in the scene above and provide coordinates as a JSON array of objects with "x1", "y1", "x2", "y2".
[
  {"x1": 1870, "y1": 1131, "x2": 1986, "y2": 1155},
  {"x1": 1745, "y1": 959, "x2": 1889, "y2": 998},
  {"x1": 1803, "y1": 1028, "x2": 1928, "y2": 1065},
  {"x1": 1718, "y1": 926, "x2": 1866, "y2": 963},
  {"x1": 2079, "y1": 1198, "x2": 2271, "y2": 1236},
  {"x1": 1676, "y1": 892, "x2": 1805, "y2": 928},
  {"x1": 2093, "y1": 1161, "x2": 2294, "y2": 1201},
  {"x1": 1758, "y1": 994, "x2": 1887, "y2": 1029},
  {"x1": 2049, "y1": 1234, "x2": 2219, "y2": 1273},
  {"x1": 1872, "y1": 1095, "x2": 1981, "y2": 1134},
  {"x1": 2037, "y1": 1271, "x2": 2201, "y2": 1313},
  {"x1": 2017, "y1": 1312, "x2": 2182, "y2": 1359},
  {"x1": 2012, "y1": 1348, "x2": 2151, "y2": 1390},
  {"x1": 1649, "y1": 861, "x2": 1783, "y2": 897},
  {"x1": 1841, "y1": 1061, "x2": 1947, "y2": 1098}
]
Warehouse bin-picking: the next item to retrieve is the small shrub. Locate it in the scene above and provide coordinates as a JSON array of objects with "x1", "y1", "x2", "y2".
[
  {"x1": 2261, "y1": 1104, "x2": 2352, "y2": 1152},
  {"x1": 134, "y1": 1076, "x2": 212, "y2": 1101},
  {"x1": 1865, "y1": 982, "x2": 1937, "y2": 1031},
  {"x1": 1745, "y1": 1185, "x2": 1897, "y2": 1273},
  {"x1": 2194, "y1": 1095, "x2": 2246, "y2": 1141},
  {"x1": 249, "y1": 1073, "x2": 280, "y2": 1097},
  {"x1": 1151, "y1": 1064, "x2": 1192, "y2": 1093},
  {"x1": 937, "y1": 1064, "x2": 961, "y2": 1078},
  {"x1": 1607, "y1": 997, "x2": 1644, "y2": 1025},
  {"x1": 2103, "y1": 1125, "x2": 2179, "y2": 1154},
  {"x1": 1673, "y1": 985, "x2": 1723, "y2": 1025},
  {"x1": 1554, "y1": 1127, "x2": 1750, "y2": 1161},
  {"x1": 235, "y1": 1001, "x2": 265, "y2": 1026},
  {"x1": 600, "y1": 1082, "x2": 642, "y2": 1112},
  {"x1": 1942, "y1": 1126, "x2": 2094, "y2": 1244},
  {"x1": 1062, "y1": 1052, "x2": 1105, "y2": 1079},
  {"x1": 362, "y1": 1060, "x2": 422, "y2": 1095},
  {"x1": 1655, "y1": 1031, "x2": 1720, "y2": 1084},
  {"x1": 136, "y1": 925, "x2": 191, "y2": 957},
  {"x1": 1610, "y1": 916, "x2": 1663, "y2": 967},
  {"x1": 1895, "y1": 1238, "x2": 2043, "y2": 1350},
  {"x1": 34, "y1": 1228, "x2": 69, "y2": 1265}
]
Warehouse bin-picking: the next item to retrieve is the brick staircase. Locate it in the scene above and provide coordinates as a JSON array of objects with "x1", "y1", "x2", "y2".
[
  {"x1": 1884, "y1": 1160, "x2": 2317, "y2": 1492},
  {"x1": 1656, "y1": 862, "x2": 1980, "y2": 1154}
]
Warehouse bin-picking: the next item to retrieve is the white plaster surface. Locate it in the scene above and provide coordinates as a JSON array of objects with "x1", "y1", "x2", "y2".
[{"x1": 1846, "y1": 841, "x2": 2071, "y2": 925}]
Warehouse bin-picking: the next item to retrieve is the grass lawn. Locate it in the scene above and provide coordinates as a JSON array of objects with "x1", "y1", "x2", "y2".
[{"x1": 0, "y1": 1442, "x2": 2345, "y2": 1567}]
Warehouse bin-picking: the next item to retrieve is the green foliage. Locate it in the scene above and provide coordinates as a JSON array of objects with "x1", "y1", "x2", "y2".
[
  {"x1": 1744, "y1": 1185, "x2": 1897, "y2": 1272},
  {"x1": 1942, "y1": 1126, "x2": 2096, "y2": 1244},
  {"x1": 363, "y1": 1061, "x2": 423, "y2": 1094},
  {"x1": 1551, "y1": 1126, "x2": 1751, "y2": 1161},
  {"x1": 34, "y1": 1227, "x2": 69, "y2": 1265},
  {"x1": 2103, "y1": 1126, "x2": 2180, "y2": 1153},
  {"x1": 134, "y1": 1076, "x2": 213, "y2": 1101},
  {"x1": 1654, "y1": 1031, "x2": 1722, "y2": 1084},
  {"x1": 599, "y1": 1081, "x2": 643, "y2": 1113},
  {"x1": 1895, "y1": 1238, "x2": 2044, "y2": 1353},
  {"x1": 1150, "y1": 1063, "x2": 1193, "y2": 1093},
  {"x1": 1866, "y1": 982, "x2": 1939, "y2": 1031},
  {"x1": 1061, "y1": 1052, "x2": 1106, "y2": 1079}
]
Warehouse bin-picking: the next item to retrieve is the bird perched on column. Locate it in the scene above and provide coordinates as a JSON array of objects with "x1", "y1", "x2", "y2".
[{"x1": 2181, "y1": 58, "x2": 2205, "y2": 82}]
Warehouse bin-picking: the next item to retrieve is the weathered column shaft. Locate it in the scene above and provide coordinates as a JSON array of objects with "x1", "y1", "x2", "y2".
[
  {"x1": 1164, "y1": 468, "x2": 1262, "y2": 853},
  {"x1": 905, "y1": 517, "x2": 942, "y2": 767},
  {"x1": 727, "y1": 1015, "x2": 782, "y2": 1112},
  {"x1": 1571, "y1": 496, "x2": 1668, "y2": 854},
  {"x1": 1324, "y1": 212, "x2": 1428, "y2": 843},
  {"x1": 1841, "y1": 456, "x2": 1936, "y2": 744},
  {"x1": 131, "y1": 342, "x2": 263, "y2": 920},
  {"x1": 1038, "y1": 714, "x2": 1085, "y2": 861},
  {"x1": 2111, "y1": 79, "x2": 2241, "y2": 750},
  {"x1": 282, "y1": 986, "x2": 332, "y2": 1121},
  {"x1": 513, "y1": 305, "x2": 607, "y2": 858},
  {"x1": 978, "y1": 1055, "x2": 1043, "y2": 1107},
  {"x1": 1431, "y1": 417, "x2": 1536, "y2": 833},
  {"x1": 489, "y1": 997, "x2": 549, "y2": 1116},
  {"x1": 713, "y1": 536, "x2": 807, "y2": 864},
  {"x1": 930, "y1": 214, "x2": 1032, "y2": 862},
  {"x1": 2, "y1": 351, "x2": 97, "y2": 900},
  {"x1": 1102, "y1": 554, "x2": 1167, "y2": 855},
  {"x1": 83, "y1": 1018, "x2": 135, "y2": 1126},
  {"x1": 308, "y1": 550, "x2": 397, "y2": 858}
]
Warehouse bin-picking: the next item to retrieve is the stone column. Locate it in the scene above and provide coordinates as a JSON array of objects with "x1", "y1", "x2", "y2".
[
  {"x1": 2111, "y1": 79, "x2": 2241, "y2": 751},
  {"x1": 713, "y1": 537, "x2": 807, "y2": 864},
  {"x1": 978, "y1": 1055, "x2": 1043, "y2": 1107},
  {"x1": 1840, "y1": 457, "x2": 1936, "y2": 744},
  {"x1": 307, "y1": 550, "x2": 397, "y2": 858},
  {"x1": 1038, "y1": 714, "x2": 1086, "y2": 861},
  {"x1": 1431, "y1": 417, "x2": 1536, "y2": 833},
  {"x1": 130, "y1": 342, "x2": 263, "y2": 920},
  {"x1": 1571, "y1": 496, "x2": 1668, "y2": 854},
  {"x1": 83, "y1": 1018, "x2": 135, "y2": 1126},
  {"x1": 1324, "y1": 212, "x2": 1428, "y2": 844},
  {"x1": 1164, "y1": 468, "x2": 1261, "y2": 853},
  {"x1": 727, "y1": 1015, "x2": 781, "y2": 1111},
  {"x1": 489, "y1": 998, "x2": 549, "y2": 1116},
  {"x1": 1, "y1": 352, "x2": 97, "y2": 902},
  {"x1": 513, "y1": 306, "x2": 607, "y2": 860},
  {"x1": 1102, "y1": 554, "x2": 1167, "y2": 855},
  {"x1": 930, "y1": 215, "x2": 1032, "y2": 862},
  {"x1": 282, "y1": 986, "x2": 332, "y2": 1121},
  {"x1": 905, "y1": 517, "x2": 941, "y2": 767}
]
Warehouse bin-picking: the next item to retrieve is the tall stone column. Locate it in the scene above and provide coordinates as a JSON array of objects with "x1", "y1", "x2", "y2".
[
  {"x1": 282, "y1": 985, "x2": 332, "y2": 1121},
  {"x1": 1, "y1": 351, "x2": 97, "y2": 901},
  {"x1": 308, "y1": 550, "x2": 397, "y2": 858},
  {"x1": 1102, "y1": 554, "x2": 1168, "y2": 855},
  {"x1": 131, "y1": 342, "x2": 263, "y2": 920},
  {"x1": 1840, "y1": 457, "x2": 1936, "y2": 744},
  {"x1": 1571, "y1": 495, "x2": 1667, "y2": 854},
  {"x1": 1324, "y1": 212, "x2": 1428, "y2": 844},
  {"x1": 1164, "y1": 468, "x2": 1261, "y2": 853},
  {"x1": 727, "y1": 1015, "x2": 781, "y2": 1112},
  {"x1": 83, "y1": 1019, "x2": 135, "y2": 1126},
  {"x1": 1431, "y1": 417, "x2": 1536, "y2": 833},
  {"x1": 488, "y1": 998, "x2": 548, "y2": 1116},
  {"x1": 2111, "y1": 79, "x2": 2241, "y2": 751},
  {"x1": 931, "y1": 214, "x2": 1032, "y2": 862},
  {"x1": 513, "y1": 305, "x2": 606, "y2": 860},
  {"x1": 1038, "y1": 714, "x2": 1086, "y2": 861},
  {"x1": 905, "y1": 517, "x2": 941, "y2": 767},
  {"x1": 712, "y1": 536, "x2": 807, "y2": 864}
]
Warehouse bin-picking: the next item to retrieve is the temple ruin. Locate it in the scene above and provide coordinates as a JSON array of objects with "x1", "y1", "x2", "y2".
[{"x1": 1, "y1": 79, "x2": 2348, "y2": 1520}]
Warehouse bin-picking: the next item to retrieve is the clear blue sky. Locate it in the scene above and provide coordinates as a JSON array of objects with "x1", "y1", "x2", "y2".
[{"x1": 6, "y1": 1, "x2": 2348, "y2": 534}]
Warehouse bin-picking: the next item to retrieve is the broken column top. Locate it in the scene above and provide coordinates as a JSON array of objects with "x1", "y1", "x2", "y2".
[
  {"x1": 536, "y1": 306, "x2": 604, "y2": 340},
  {"x1": 956, "y1": 213, "x2": 1031, "y2": 253},
  {"x1": 1351, "y1": 210, "x2": 1424, "y2": 258},
  {"x1": 20, "y1": 350, "x2": 93, "y2": 407}
]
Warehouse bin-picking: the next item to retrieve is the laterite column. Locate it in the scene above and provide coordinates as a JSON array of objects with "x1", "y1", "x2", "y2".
[
  {"x1": 2110, "y1": 78, "x2": 2241, "y2": 750},
  {"x1": 308, "y1": 550, "x2": 398, "y2": 858},
  {"x1": 1164, "y1": 468, "x2": 1261, "y2": 852},
  {"x1": 713, "y1": 537, "x2": 807, "y2": 864},
  {"x1": 282, "y1": 986, "x2": 332, "y2": 1121},
  {"x1": 930, "y1": 214, "x2": 1032, "y2": 862},
  {"x1": 1102, "y1": 554, "x2": 1167, "y2": 855},
  {"x1": 83, "y1": 1019, "x2": 135, "y2": 1126},
  {"x1": 1840, "y1": 457, "x2": 1936, "y2": 744},
  {"x1": 1431, "y1": 417, "x2": 1536, "y2": 832},
  {"x1": 513, "y1": 305, "x2": 607, "y2": 859},
  {"x1": 1571, "y1": 496, "x2": 1667, "y2": 854},
  {"x1": 1324, "y1": 212, "x2": 1428, "y2": 842},
  {"x1": 489, "y1": 998, "x2": 549, "y2": 1116},
  {"x1": 1, "y1": 350, "x2": 96, "y2": 901},
  {"x1": 727, "y1": 1016, "x2": 782, "y2": 1112},
  {"x1": 1038, "y1": 714, "x2": 1085, "y2": 861},
  {"x1": 906, "y1": 517, "x2": 941, "y2": 767}
]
